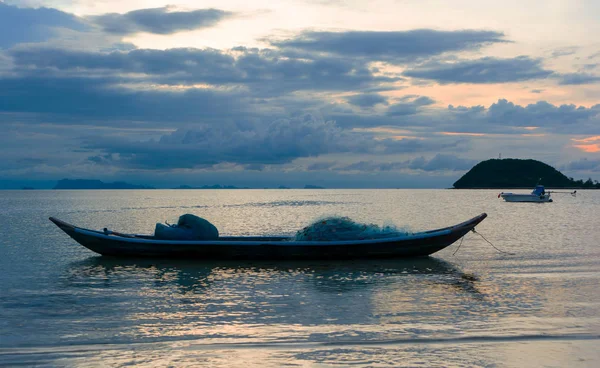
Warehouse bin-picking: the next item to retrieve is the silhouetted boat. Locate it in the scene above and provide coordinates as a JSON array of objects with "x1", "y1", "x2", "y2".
[{"x1": 49, "y1": 213, "x2": 487, "y2": 260}]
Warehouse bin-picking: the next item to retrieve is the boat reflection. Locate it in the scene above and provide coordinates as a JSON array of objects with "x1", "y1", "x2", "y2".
[{"x1": 66, "y1": 256, "x2": 482, "y2": 297}]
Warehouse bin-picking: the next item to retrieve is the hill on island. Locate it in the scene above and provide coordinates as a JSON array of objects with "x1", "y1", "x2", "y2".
[
  {"x1": 54, "y1": 179, "x2": 154, "y2": 189},
  {"x1": 453, "y1": 159, "x2": 600, "y2": 189}
]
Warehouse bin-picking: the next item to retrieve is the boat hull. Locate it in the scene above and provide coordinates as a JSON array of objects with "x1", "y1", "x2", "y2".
[
  {"x1": 49, "y1": 214, "x2": 487, "y2": 260},
  {"x1": 500, "y1": 194, "x2": 552, "y2": 202}
]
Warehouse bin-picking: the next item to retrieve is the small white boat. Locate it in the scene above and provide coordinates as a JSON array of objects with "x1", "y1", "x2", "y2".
[{"x1": 498, "y1": 185, "x2": 552, "y2": 203}]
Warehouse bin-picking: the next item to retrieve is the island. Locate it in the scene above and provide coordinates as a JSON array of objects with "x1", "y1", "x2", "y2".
[
  {"x1": 54, "y1": 179, "x2": 155, "y2": 190},
  {"x1": 453, "y1": 159, "x2": 600, "y2": 189},
  {"x1": 304, "y1": 184, "x2": 325, "y2": 189}
]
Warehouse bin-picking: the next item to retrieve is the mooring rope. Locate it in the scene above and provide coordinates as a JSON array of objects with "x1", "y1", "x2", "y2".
[
  {"x1": 452, "y1": 235, "x2": 465, "y2": 256},
  {"x1": 453, "y1": 228, "x2": 515, "y2": 255},
  {"x1": 471, "y1": 228, "x2": 515, "y2": 255}
]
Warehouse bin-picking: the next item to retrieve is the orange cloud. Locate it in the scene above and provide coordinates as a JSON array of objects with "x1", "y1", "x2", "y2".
[
  {"x1": 573, "y1": 144, "x2": 600, "y2": 153},
  {"x1": 572, "y1": 136, "x2": 600, "y2": 143},
  {"x1": 521, "y1": 133, "x2": 546, "y2": 137}
]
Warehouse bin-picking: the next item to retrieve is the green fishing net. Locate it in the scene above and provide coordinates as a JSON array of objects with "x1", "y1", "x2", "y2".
[{"x1": 294, "y1": 216, "x2": 412, "y2": 241}]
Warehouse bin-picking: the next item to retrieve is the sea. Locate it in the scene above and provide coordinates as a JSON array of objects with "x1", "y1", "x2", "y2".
[{"x1": 1, "y1": 189, "x2": 599, "y2": 367}]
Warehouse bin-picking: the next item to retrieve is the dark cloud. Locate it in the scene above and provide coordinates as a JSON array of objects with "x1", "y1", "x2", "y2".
[
  {"x1": 345, "y1": 93, "x2": 388, "y2": 108},
  {"x1": 75, "y1": 112, "x2": 469, "y2": 171},
  {"x1": 324, "y1": 97, "x2": 599, "y2": 135},
  {"x1": 403, "y1": 56, "x2": 552, "y2": 84},
  {"x1": 82, "y1": 115, "x2": 376, "y2": 169},
  {"x1": 434, "y1": 100, "x2": 600, "y2": 136},
  {"x1": 562, "y1": 158, "x2": 600, "y2": 172},
  {"x1": 485, "y1": 99, "x2": 600, "y2": 127},
  {"x1": 386, "y1": 95, "x2": 435, "y2": 116},
  {"x1": 556, "y1": 72, "x2": 600, "y2": 85},
  {"x1": 91, "y1": 7, "x2": 232, "y2": 35},
  {"x1": 11, "y1": 47, "x2": 239, "y2": 83},
  {"x1": 10, "y1": 47, "x2": 397, "y2": 96},
  {"x1": 272, "y1": 30, "x2": 507, "y2": 62},
  {"x1": 0, "y1": 75, "x2": 253, "y2": 123},
  {"x1": 0, "y1": 3, "x2": 86, "y2": 48}
]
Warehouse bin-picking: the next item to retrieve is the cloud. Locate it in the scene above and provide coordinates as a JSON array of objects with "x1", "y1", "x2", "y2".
[
  {"x1": 409, "y1": 154, "x2": 477, "y2": 171},
  {"x1": 588, "y1": 51, "x2": 600, "y2": 60},
  {"x1": 82, "y1": 114, "x2": 377, "y2": 169},
  {"x1": 573, "y1": 144, "x2": 600, "y2": 153},
  {"x1": 550, "y1": 46, "x2": 578, "y2": 58},
  {"x1": 91, "y1": 7, "x2": 232, "y2": 35},
  {"x1": 326, "y1": 97, "x2": 600, "y2": 136},
  {"x1": 0, "y1": 3, "x2": 86, "y2": 48},
  {"x1": 306, "y1": 161, "x2": 337, "y2": 171},
  {"x1": 335, "y1": 154, "x2": 476, "y2": 172},
  {"x1": 337, "y1": 160, "x2": 407, "y2": 172},
  {"x1": 386, "y1": 95, "x2": 435, "y2": 116},
  {"x1": 2, "y1": 11, "x2": 599, "y2": 181},
  {"x1": 345, "y1": 93, "x2": 388, "y2": 108},
  {"x1": 72, "y1": 112, "x2": 467, "y2": 171},
  {"x1": 10, "y1": 47, "x2": 239, "y2": 83},
  {"x1": 9, "y1": 47, "x2": 397, "y2": 96},
  {"x1": 562, "y1": 158, "x2": 600, "y2": 172},
  {"x1": 3, "y1": 94, "x2": 598, "y2": 179},
  {"x1": 272, "y1": 29, "x2": 507, "y2": 62},
  {"x1": 403, "y1": 56, "x2": 553, "y2": 84},
  {"x1": 0, "y1": 75, "x2": 253, "y2": 124},
  {"x1": 484, "y1": 99, "x2": 600, "y2": 128},
  {"x1": 556, "y1": 72, "x2": 600, "y2": 85}
]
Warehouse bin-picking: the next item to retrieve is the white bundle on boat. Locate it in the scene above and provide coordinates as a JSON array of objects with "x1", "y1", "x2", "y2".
[
  {"x1": 294, "y1": 216, "x2": 411, "y2": 241},
  {"x1": 155, "y1": 214, "x2": 219, "y2": 240}
]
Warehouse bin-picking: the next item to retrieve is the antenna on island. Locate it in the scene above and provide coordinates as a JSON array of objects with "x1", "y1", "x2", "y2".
[{"x1": 499, "y1": 153, "x2": 502, "y2": 159}]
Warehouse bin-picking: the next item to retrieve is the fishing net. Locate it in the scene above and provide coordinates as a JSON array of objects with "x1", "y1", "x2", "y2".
[
  {"x1": 155, "y1": 214, "x2": 219, "y2": 240},
  {"x1": 293, "y1": 216, "x2": 412, "y2": 241}
]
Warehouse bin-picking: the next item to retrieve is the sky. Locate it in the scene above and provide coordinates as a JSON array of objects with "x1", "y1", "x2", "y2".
[{"x1": 0, "y1": 0, "x2": 599, "y2": 188}]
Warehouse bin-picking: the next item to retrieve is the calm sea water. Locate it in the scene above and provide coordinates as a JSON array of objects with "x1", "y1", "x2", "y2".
[{"x1": 1, "y1": 189, "x2": 599, "y2": 367}]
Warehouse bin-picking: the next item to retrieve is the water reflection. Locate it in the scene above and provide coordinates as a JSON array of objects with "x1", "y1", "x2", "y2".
[
  {"x1": 66, "y1": 256, "x2": 482, "y2": 297},
  {"x1": 58, "y1": 256, "x2": 490, "y2": 343}
]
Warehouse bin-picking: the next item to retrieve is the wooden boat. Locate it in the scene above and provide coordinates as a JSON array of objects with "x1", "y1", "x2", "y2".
[{"x1": 49, "y1": 213, "x2": 487, "y2": 260}]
